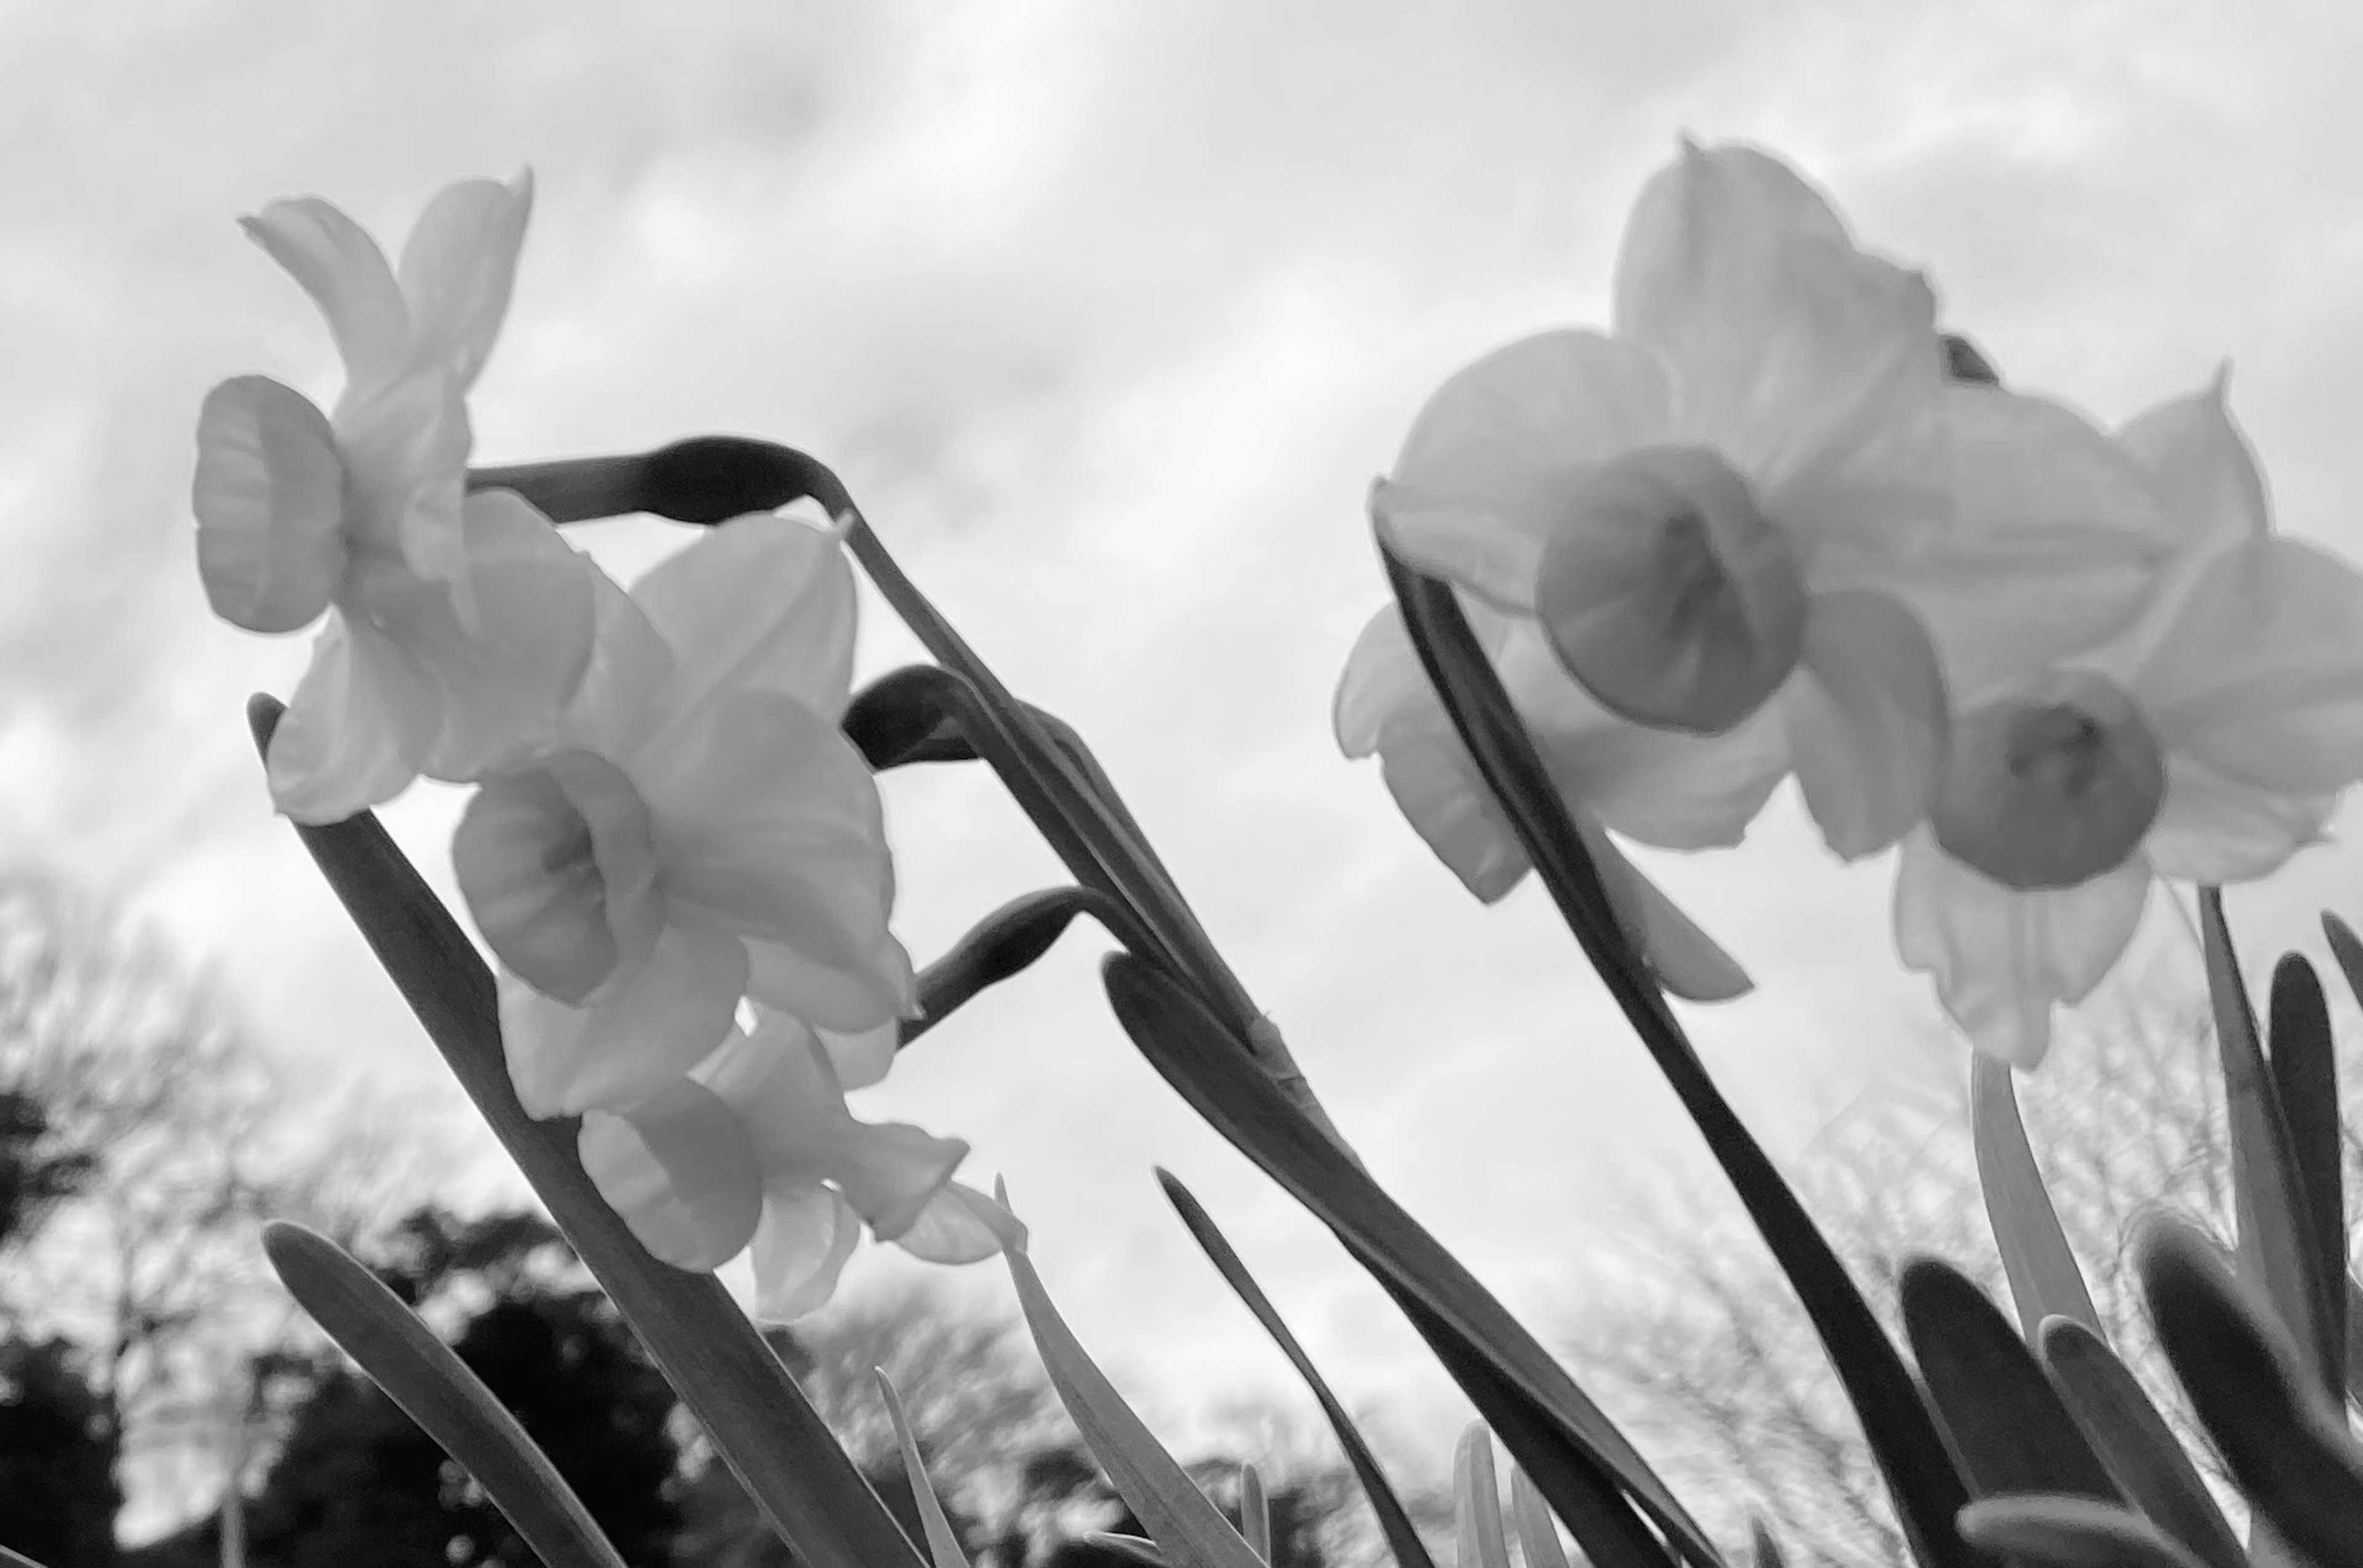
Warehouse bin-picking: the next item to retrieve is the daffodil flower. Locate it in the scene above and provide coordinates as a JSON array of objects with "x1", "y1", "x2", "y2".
[
  {"x1": 193, "y1": 173, "x2": 594, "y2": 822},
  {"x1": 454, "y1": 512, "x2": 916, "y2": 1119},
  {"x1": 577, "y1": 1009, "x2": 1004, "y2": 1318},
  {"x1": 1333, "y1": 600, "x2": 1767, "y2": 999},
  {"x1": 1376, "y1": 142, "x2": 2179, "y2": 859},
  {"x1": 1895, "y1": 382, "x2": 2363, "y2": 1066}
]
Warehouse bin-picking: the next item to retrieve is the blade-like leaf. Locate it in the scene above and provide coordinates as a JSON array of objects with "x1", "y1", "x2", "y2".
[
  {"x1": 1970, "y1": 1057, "x2": 2101, "y2": 1342},
  {"x1": 1956, "y1": 1496, "x2": 2211, "y2": 1568},
  {"x1": 1086, "y1": 1535, "x2": 1169, "y2": 1567},
  {"x1": 1240, "y1": 1463, "x2": 1271, "y2": 1564},
  {"x1": 0, "y1": 1542, "x2": 56, "y2": 1568},
  {"x1": 2036, "y1": 1318, "x2": 2244, "y2": 1568},
  {"x1": 1513, "y1": 1470, "x2": 1573, "y2": 1568},
  {"x1": 1157, "y1": 1170, "x2": 1440, "y2": 1568},
  {"x1": 876, "y1": 1372, "x2": 972, "y2": 1568},
  {"x1": 1900, "y1": 1260, "x2": 2119, "y2": 1502},
  {"x1": 998, "y1": 1207, "x2": 1266, "y2": 1568},
  {"x1": 1748, "y1": 1521, "x2": 1783, "y2": 1568},
  {"x1": 902, "y1": 886, "x2": 1116, "y2": 1049},
  {"x1": 1106, "y1": 954, "x2": 1701, "y2": 1568},
  {"x1": 2139, "y1": 1213, "x2": 2363, "y2": 1568},
  {"x1": 2196, "y1": 893, "x2": 2335, "y2": 1399},
  {"x1": 2273, "y1": 949, "x2": 2347, "y2": 1404},
  {"x1": 261, "y1": 1223, "x2": 629, "y2": 1568},
  {"x1": 246, "y1": 697, "x2": 922, "y2": 1568},
  {"x1": 1383, "y1": 551, "x2": 1975, "y2": 1568},
  {"x1": 1455, "y1": 1425, "x2": 1513, "y2": 1568}
]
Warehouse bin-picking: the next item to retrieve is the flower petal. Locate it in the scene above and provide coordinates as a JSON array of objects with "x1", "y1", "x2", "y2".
[
  {"x1": 1377, "y1": 329, "x2": 1673, "y2": 611},
  {"x1": 385, "y1": 492, "x2": 598, "y2": 781},
  {"x1": 817, "y1": 1021, "x2": 899, "y2": 1093},
  {"x1": 1586, "y1": 830, "x2": 1752, "y2": 1001},
  {"x1": 2113, "y1": 369, "x2": 2269, "y2": 550},
  {"x1": 1887, "y1": 388, "x2": 2182, "y2": 703},
  {"x1": 1370, "y1": 721, "x2": 1530, "y2": 903},
  {"x1": 1612, "y1": 142, "x2": 1941, "y2": 497},
  {"x1": 265, "y1": 615, "x2": 438, "y2": 823},
  {"x1": 748, "y1": 1186, "x2": 862, "y2": 1322},
  {"x1": 648, "y1": 690, "x2": 906, "y2": 1023},
  {"x1": 891, "y1": 1182, "x2": 1012, "y2": 1265},
  {"x1": 2135, "y1": 538, "x2": 2363, "y2": 794},
  {"x1": 498, "y1": 926, "x2": 749, "y2": 1118},
  {"x1": 334, "y1": 370, "x2": 473, "y2": 599},
  {"x1": 578, "y1": 1077, "x2": 762, "y2": 1272},
  {"x1": 2143, "y1": 755, "x2": 2334, "y2": 885},
  {"x1": 631, "y1": 513, "x2": 859, "y2": 735},
  {"x1": 1892, "y1": 830, "x2": 2151, "y2": 1068},
  {"x1": 748, "y1": 935, "x2": 920, "y2": 1034},
  {"x1": 396, "y1": 172, "x2": 535, "y2": 391},
  {"x1": 240, "y1": 196, "x2": 410, "y2": 393},
  {"x1": 1781, "y1": 589, "x2": 1948, "y2": 859},
  {"x1": 192, "y1": 376, "x2": 350, "y2": 633}
]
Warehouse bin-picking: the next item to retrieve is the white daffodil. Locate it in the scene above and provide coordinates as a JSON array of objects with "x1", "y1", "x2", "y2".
[
  {"x1": 1375, "y1": 141, "x2": 2179, "y2": 860},
  {"x1": 455, "y1": 513, "x2": 916, "y2": 1119},
  {"x1": 1896, "y1": 380, "x2": 2363, "y2": 1066},
  {"x1": 1333, "y1": 600, "x2": 1767, "y2": 999},
  {"x1": 578, "y1": 1009, "x2": 1004, "y2": 1318},
  {"x1": 193, "y1": 173, "x2": 595, "y2": 823}
]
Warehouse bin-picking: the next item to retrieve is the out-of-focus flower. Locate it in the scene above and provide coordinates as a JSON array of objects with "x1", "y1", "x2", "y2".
[
  {"x1": 578, "y1": 1009, "x2": 1002, "y2": 1318},
  {"x1": 455, "y1": 513, "x2": 916, "y2": 1119},
  {"x1": 1896, "y1": 381, "x2": 2363, "y2": 1066},
  {"x1": 1334, "y1": 600, "x2": 1764, "y2": 999},
  {"x1": 1375, "y1": 141, "x2": 2178, "y2": 860},
  {"x1": 193, "y1": 173, "x2": 594, "y2": 822}
]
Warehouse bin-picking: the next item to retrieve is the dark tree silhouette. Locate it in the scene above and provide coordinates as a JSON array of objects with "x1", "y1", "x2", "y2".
[{"x1": 0, "y1": 1335, "x2": 122, "y2": 1568}]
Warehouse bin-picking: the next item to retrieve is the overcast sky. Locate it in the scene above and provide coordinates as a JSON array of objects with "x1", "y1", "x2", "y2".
[{"x1": 7, "y1": 0, "x2": 2363, "y2": 1505}]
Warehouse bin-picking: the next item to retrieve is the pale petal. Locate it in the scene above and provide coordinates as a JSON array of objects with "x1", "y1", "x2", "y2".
[
  {"x1": 2136, "y1": 538, "x2": 2363, "y2": 794},
  {"x1": 334, "y1": 370, "x2": 473, "y2": 598},
  {"x1": 455, "y1": 750, "x2": 663, "y2": 1004},
  {"x1": 265, "y1": 615, "x2": 438, "y2": 823},
  {"x1": 748, "y1": 1186, "x2": 861, "y2": 1322},
  {"x1": 1332, "y1": 601, "x2": 1514, "y2": 758},
  {"x1": 396, "y1": 172, "x2": 535, "y2": 391},
  {"x1": 892, "y1": 1182, "x2": 1011, "y2": 1265},
  {"x1": 1885, "y1": 388, "x2": 2181, "y2": 703},
  {"x1": 817, "y1": 1121, "x2": 967, "y2": 1242},
  {"x1": 240, "y1": 196, "x2": 410, "y2": 391},
  {"x1": 578, "y1": 1078, "x2": 761, "y2": 1271},
  {"x1": 631, "y1": 513, "x2": 859, "y2": 735},
  {"x1": 1892, "y1": 830, "x2": 2151, "y2": 1068},
  {"x1": 2143, "y1": 756, "x2": 2335, "y2": 884},
  {"x1": 648, "y1": 690, "x2": 905, "y2": 1018},
  {"x1": 1378, "y1": 329, "x2": 1673, "y2": 611},
  {"x1": 1588, "y1": 832, "x2": 1753, "y2": 1001},
  {"x1": 1781, "y1": 590, "x2": 1948, "y2": 859},
  {"x1": 559, "y1": 564, "x2": 677, "y2": 759},
  {"x1": 747, "y1": 935, "x2": 918, "y2": 1033},
  {"x1": 387, "y1": 492, "x2": 598, "y2": 780},
  {"x1": 1611, "y1": 142, "x2": 1941, "y2": 496},
  {"x1": 498, "y1": 926, "x2": 749, "y2": 1118},
  {"x1": 1372, "y1": 722, "x2": 1529, "y2": 903},
  {"x1": 192, "y1": 377, "x2": 350, "y2": 633},
  {"x1": 817, "y1": 1021, "x2": 900, "y2": 1093},
  {"x1": 2113, "y1": 369, "x2": 2269, "y2": 550}
]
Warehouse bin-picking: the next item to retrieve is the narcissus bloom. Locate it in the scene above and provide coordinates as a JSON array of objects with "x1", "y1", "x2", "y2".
[
  {"x1": 1896, "y1": 382, "x2": 2363, "y2": 1066},
  {"x1": 193, "y1": 173, "x2": 594, "y2": 822},
  {"x1": 578, "y1": 1009, "x2": 1003, "y2": 1319},
  {"x1": 1376, "y1": 141, "x2": 2182, "y2": 860},
  {"x1": 1333, "y1": 601, "x2": 1767, "y2": 999},
  {"x1": 455, "y1": 513, "x2": 916, "y2": 1119}
]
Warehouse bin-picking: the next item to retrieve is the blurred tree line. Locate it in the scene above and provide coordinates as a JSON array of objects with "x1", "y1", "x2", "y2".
[{"x1": 0, "y1": 869, "x2": 1365, "y2": 1568}]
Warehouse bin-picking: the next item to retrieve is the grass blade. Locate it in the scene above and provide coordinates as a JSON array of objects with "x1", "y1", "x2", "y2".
[
  {"x1": 246, "y1": 697, "x2": 922, "y2": 1568},
  {"x1": 1157, "y1": 1170, "x2": 1439, "y2": 1568},
  {"x1": 2273, "y1": 947, "x2": 2348, "y2": 1404},
  {"x1": 1107, "y1": 954, "x2": 1698, "y2": 1568},
  {"x1": 1970, "y1": 1056, "x2": 2101, "y2": 1342},
  {"x1": 261, "y1": 1222, "x2": 629, "y2": 1568},
  {"x1": 1900, "y1": 1259, "x2": 2119, "y2": 1502},
  {"x1": 1240, "y1": 1463, "x2": 1271, "y2": 1563},
  {"x1": 1956, "y1": 1496, "x2": 2210, "y2": 1568},
  {"x1": 1455, "y1": 1426, "x2": 1513, "y2": 1568},
  {"x1": 1512, "y1": 1470, "x2": 1573, "y2": 1568},
  {"x1": 2036, "y1": 1318, "x2": 2244, "y2": 1568},
  {"x1": 876, "y1": 1371, "x2": 973, "y2": 1568}
]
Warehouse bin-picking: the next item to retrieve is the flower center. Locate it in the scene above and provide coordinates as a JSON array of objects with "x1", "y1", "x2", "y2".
[
  {"x1": 454, "y1": 750, "x2": 666, "y2": 1003},
  {"x1": 1929, "y1": 671, "x2": 2165, "y2": 890},
  {"x1": 1533, "y1": 445, "x2": 1808, "y2": 735}
]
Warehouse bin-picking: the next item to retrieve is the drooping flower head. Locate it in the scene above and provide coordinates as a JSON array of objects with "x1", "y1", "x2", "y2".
[
  {"x1": 1896, "y1": 379, "x2": 2363, "y2": 1066},
  {"x1": 454, "y1": 512, "x2": 916, "y2": 1120},
  {"x1": 193, "y1": 173, "x2": 597, "y2": 822},
  {"x1": 578, "y1": 1008, "x2": 1002, "y2": 1319}
]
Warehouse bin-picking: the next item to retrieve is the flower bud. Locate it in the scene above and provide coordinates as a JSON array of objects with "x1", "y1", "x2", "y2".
[
  {"x1": 1929, "y1": 671, "x2": 2165, "y2": 890},
  {"x1": 1533, "y1": 445, "x2": 1807, "y2": 734}
]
